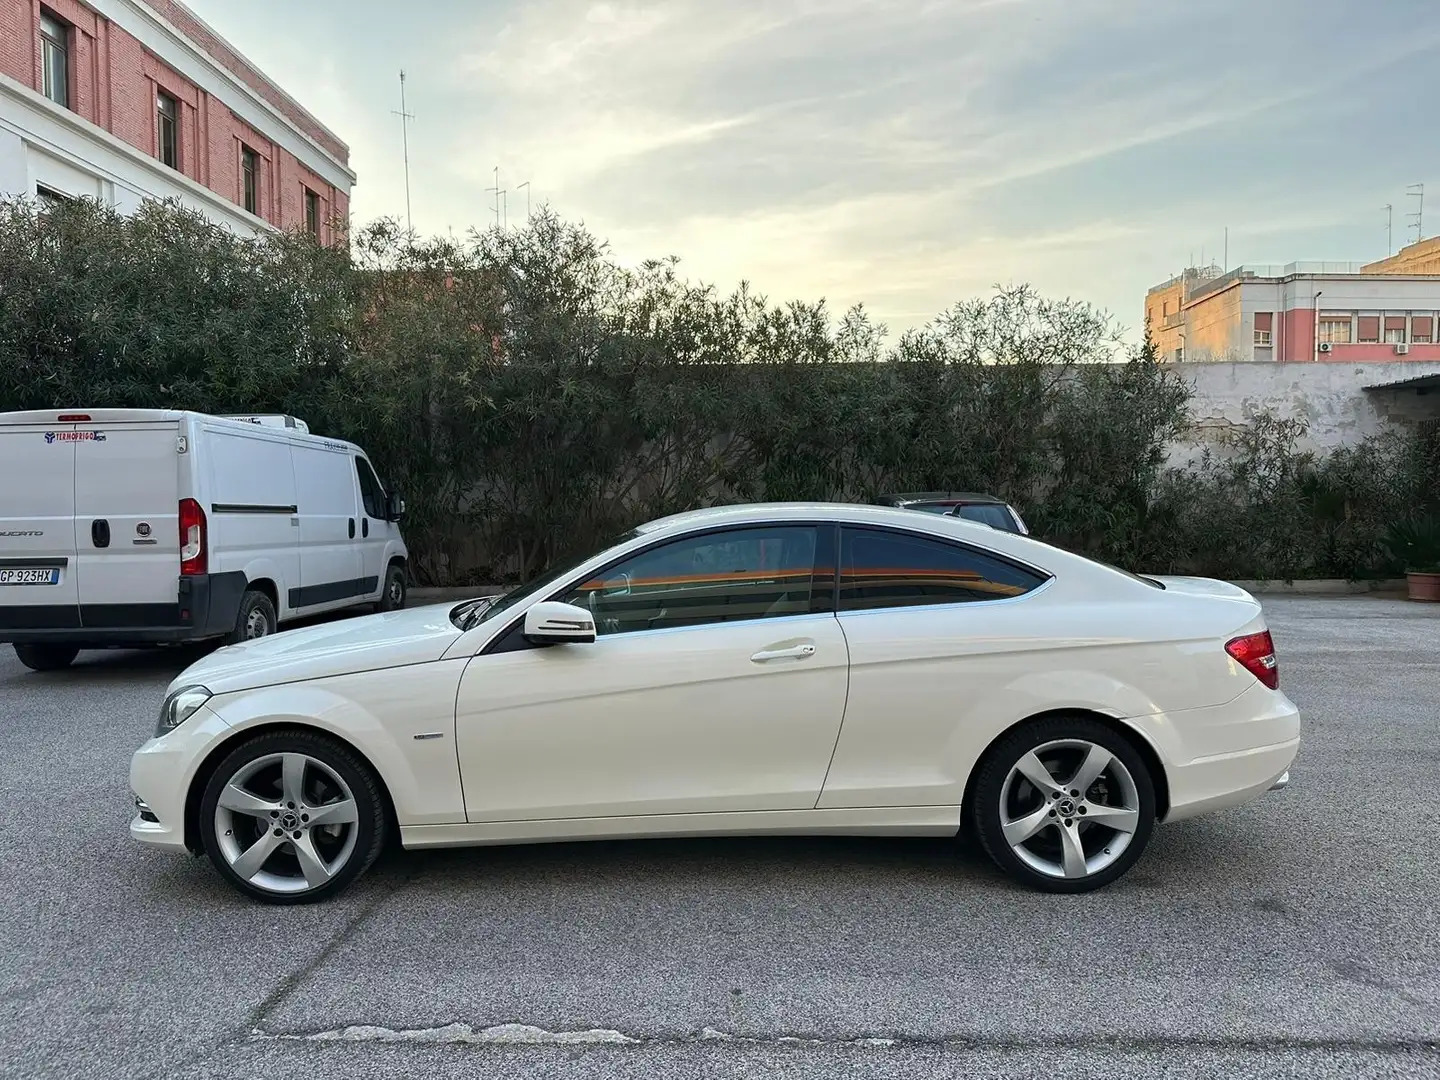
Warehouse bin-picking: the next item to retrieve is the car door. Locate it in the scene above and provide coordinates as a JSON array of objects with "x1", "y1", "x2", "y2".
[
  {"x1": 453, "y1": 524, "x2": 850, "y2": 822},
  {"x1": 818, "y1": 524, "x2": 1052, "y2": 810}
]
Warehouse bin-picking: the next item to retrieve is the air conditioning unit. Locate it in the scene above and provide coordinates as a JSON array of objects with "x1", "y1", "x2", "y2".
[
  {"x1": 221, "y1": 414, "x2": 311, "y2": 433},
  {"x1": 1395, "y1": 342, "x2": 1410, "y2": 355},
  {"x1": 1317, "y1": 342, "x2": 1333, "y2": 353}
]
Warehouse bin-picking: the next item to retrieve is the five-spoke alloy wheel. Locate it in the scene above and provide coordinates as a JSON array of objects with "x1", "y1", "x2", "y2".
[
  {"x1": 199, "y1": 731, "x2": 386, "y2": 904},
  {"x1": 973, "y1": 716, "x2": 1156, "y2": 892}
]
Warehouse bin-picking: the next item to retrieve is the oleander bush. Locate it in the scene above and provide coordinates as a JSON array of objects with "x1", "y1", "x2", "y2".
[{"x1": 1, "y1": 196, "x2": 1433, "y2": 585}]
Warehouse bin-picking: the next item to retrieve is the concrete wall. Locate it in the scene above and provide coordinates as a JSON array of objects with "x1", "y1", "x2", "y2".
[{"x1": 1167, "y1": 360, "x2": 1440, "y2": 465}]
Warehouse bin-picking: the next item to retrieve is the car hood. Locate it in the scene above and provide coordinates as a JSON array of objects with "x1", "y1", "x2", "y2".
[{"x1": 172, "y1": 603, "x2": 464, "y2": 696}]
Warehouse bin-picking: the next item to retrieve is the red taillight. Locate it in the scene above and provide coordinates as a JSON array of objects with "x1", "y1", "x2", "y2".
[
  {"x1": 179, "y1": 498, "x2": 207, "y2": 576},
  {"x1": 57, "y1": 413, "x2": 91, "y2": 422},
  {"x1": 1226, "y1": 629, "x2": 1279, "y2": 690}
]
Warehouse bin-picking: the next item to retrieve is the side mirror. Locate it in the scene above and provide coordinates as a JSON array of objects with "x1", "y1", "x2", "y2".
[
  {"x1": 386, "y1": 492, "x2": 406, "y2": 521},
  {"x1": 523, "y1": 601, "x2": 596, "y2": 645}
]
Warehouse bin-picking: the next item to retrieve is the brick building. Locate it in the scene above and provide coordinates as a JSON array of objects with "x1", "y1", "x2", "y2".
[
  {"x1": 1144, "y1": 245, "x2": 1440, "y2": 364},
  {"x1": 0, "y1": 0, "x2": 353, "y2": 237}
]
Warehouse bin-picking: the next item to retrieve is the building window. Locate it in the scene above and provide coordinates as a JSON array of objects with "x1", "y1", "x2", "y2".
[
  {"x1": 1412, "y1": 315, "x2": 1434, "y2": 344},
  {"x1": 39, "y1": 11, "x2": 69, "y2": 109},
  {"x1": 157, "y1": 91, "x2": 179, "y2": 170},
  {"x1": 304, "y1": 188, "x2": 320, "y2": 236},
  {"x1": 240, "y1": 146, "x2": 259, "y2": 215},
  {"x1": 1254, "y1": 311, "x2": 1273, "y2": 346},
  {"x1": 35, "y1": 183, "x2": 70, "y2": 205},
  {"x1": 1356, "y1": 315, "x2": 1380, "y2": 344},
  {"x1": 1384, "y1": 316, "x2": 1408, "y2": 344},
  {"x1": 1318, "y1": 317, "x2": 1352, "y2": 345}
]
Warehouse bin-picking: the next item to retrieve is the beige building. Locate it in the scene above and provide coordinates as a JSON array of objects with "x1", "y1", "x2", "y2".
[{"x1": 1364, "y1": 235, "x2": 1440, "y2": 277}]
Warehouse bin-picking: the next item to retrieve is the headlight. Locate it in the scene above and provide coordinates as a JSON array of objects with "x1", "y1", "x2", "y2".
[{"x1": 155, "y1": 686, "x2": 211, "y2": 738}]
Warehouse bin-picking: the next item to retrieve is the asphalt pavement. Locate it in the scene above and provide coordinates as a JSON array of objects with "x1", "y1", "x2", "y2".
[{"x1": 2, "y1": 596, "x2": 1438, "y2": 1079}]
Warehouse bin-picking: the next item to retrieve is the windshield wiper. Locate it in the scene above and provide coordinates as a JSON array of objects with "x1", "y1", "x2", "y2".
[{"x1": 452, "y1": 595, "x2": 498, "y2": 630}]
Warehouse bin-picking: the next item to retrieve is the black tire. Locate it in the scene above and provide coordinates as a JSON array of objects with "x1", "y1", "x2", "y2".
[
  {"x1": 227, "y1": 589, "x2": 277, "y2": 645},
  {"x1": 972, "y1": 715, "x2": 1157, "y2": 894},
  {"x1": 198, "y1": 729, "x2": 388, "y2": 905},
  {"x1": 376, "y1": 562, "x2": 406, "y2": 613},
  {"x1": 13, "y1": 643, "x2": 80, "y2": 672}
]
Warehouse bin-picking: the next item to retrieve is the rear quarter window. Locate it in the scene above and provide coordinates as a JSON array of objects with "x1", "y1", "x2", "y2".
[{"x1": 840, "y1": 526, "x2": 1048, "y2": 611}]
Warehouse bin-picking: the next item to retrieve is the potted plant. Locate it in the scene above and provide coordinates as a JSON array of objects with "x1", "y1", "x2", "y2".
[{"x1": 1383, "y1": 516, "x2": 1440, "y2": 602}]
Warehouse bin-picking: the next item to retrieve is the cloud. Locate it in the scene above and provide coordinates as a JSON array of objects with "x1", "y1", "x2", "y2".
[{"x1": 186, "y1": 0, "x2": 1440, "y2": 338}]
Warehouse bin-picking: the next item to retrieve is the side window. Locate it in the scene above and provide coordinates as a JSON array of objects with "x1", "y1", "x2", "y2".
[
  {"x1": 561, "y1": 526, "x2": 824, "y2": 636},
  {"x1": 840, "y1": 527, "x2": 1047, "y2": 611},
  {"x1": 355, "y1": 457, "x2": 384, "y2": 519}
]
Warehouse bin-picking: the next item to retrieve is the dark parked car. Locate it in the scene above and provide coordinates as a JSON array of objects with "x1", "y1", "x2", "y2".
[{"x1": 871, "y1": 492, "x2": 1029, "y2": 534}]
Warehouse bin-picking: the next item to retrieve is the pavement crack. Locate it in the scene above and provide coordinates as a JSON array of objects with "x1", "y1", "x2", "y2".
[
  {"x1": 246, "y1": 1024, "x2": 1440, "y2": 1055},
  {"x1": 242, "y1": 876, "x2": 408, "y2": 1033}
]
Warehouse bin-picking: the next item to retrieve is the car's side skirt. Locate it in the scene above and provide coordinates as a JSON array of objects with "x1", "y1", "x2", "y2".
[{"x1": 400, "y1": 806, "x2": 962, "y2": 849}]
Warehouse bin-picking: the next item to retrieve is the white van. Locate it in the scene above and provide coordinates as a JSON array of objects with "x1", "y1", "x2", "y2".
[{"x1": 0, "y1": 409, "x2": 409, "y2": 671}]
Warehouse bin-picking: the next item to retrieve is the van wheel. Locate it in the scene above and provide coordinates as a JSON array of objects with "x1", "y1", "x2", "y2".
[
  {"x1": 229, "y1": 590, "x2": 277, "y2": 645},
  {"x1": 377, "y1": 563, "x2": 406, "y2": 612},
  {"x1": 13, "y1": 644, "x2": 80, "y2": 672}
]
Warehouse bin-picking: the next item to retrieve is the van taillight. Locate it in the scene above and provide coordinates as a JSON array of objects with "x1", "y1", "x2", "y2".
[
  {"x1": 179, "y1": 499, "x2": 207, "y2": 576},
  {"x1": 57, "y1": 413, "x2": 92, "y2": 422},
  {"x1": 1225, "y1": 629, "x2": 1279, "y2": 690}
]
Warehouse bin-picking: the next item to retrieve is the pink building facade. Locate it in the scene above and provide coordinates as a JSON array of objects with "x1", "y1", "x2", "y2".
[
  {"x1": 0, "y1": 0, "x2": 353, "y2": 237},
  {"x1": 1145, "y1": 263, "x2": 1440, "y2": 364}
]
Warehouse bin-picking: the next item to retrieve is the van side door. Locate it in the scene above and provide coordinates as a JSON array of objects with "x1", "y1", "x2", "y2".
[{"x1": 292, "y1": 445, "x2": 364, "y2": 610}]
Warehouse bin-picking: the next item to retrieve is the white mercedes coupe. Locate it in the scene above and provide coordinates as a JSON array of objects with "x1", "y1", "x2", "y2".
[{"x1": 130, "y1": 504, "x2": 1299, "y2": 904}]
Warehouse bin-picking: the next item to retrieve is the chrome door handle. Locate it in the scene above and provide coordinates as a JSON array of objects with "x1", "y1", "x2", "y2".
[{"x1": 750, "y1": 643, "x2": 816, "y2": 663}]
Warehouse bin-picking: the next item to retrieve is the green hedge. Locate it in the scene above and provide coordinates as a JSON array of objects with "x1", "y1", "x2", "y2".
[{"x1": 1, "y1": 197, "x2": 1432, "y2": 585}]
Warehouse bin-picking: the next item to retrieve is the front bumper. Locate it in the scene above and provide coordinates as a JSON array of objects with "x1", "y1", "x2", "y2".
[{"x1": 129, "y1": 704, "x2": 233, "y2": 852}]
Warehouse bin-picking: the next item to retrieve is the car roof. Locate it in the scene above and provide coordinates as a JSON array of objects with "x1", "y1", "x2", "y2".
[
  {"x1": 879, "y1": 491, "x2": 1009, "y2": 506},
  {"x1": 636, "y1": 502, "x2": 1003, "y2": 536}
]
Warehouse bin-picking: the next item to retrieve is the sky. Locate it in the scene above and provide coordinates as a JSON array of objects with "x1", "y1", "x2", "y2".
[{"x1": 187, "y1": 0, "x2": 1440, "y2": 342}]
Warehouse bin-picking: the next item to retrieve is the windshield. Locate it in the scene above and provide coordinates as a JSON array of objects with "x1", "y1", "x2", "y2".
[{"x1": 451, "y1": 529, "x2": 643, "y2": 630}]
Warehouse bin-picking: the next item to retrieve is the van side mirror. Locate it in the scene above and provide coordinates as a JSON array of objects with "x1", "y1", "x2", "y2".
[
  {"x1": 386, "y1": 492, "x2": 405, "y2": 521},
  {"x1": 523, "y1": 601, "x2": 596, "y2": 645}
]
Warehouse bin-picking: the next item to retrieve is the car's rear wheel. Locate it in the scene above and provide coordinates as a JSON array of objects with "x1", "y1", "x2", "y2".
[
  {"x1": 198, "y1": 730, "x2": 387, "y2": 904},
  {"x1": 13, "y1": 643, "x2": 79, "y2": 672},
  {"x1": 973, "y1": 716, "x2": 1156, "y2": 893}
]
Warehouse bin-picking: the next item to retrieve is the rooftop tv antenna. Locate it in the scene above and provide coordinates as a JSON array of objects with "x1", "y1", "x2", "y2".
[
  {"x1": 517, "y1": 180, "x2": 531, "y2": 220},
  {"x1": 1407, "y1": 183, "x2": 1424, "y2": 243},
  {"x1": 1385, "y1": 204, "x2": 1393, "y2": 254},
  {"x1": 393, "y1": 71, "x2": 415, "y2": 233},
  {"x1": 487, "y1": 167, "x2": 506, "y2": 229}
]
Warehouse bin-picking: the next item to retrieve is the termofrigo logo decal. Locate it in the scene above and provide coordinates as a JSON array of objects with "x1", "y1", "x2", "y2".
[{"x1": 44, "y1": 431, "x2": 106, "y2": 442}]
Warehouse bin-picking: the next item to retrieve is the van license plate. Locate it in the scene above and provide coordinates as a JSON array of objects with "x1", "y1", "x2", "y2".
[{"x1": 0, "y1": 568, "x2": 60, "y2": 586}]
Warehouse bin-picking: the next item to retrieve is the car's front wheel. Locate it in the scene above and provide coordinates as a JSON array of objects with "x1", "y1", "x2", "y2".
[
  {"x1": 972, "y1": 716, "x2": 1156, "y2": 893},
  {"x1": 198, "y1": 730, "x2": 387, "y2": 904}
]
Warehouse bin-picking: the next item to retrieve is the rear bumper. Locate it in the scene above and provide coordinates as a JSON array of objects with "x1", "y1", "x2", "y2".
[{"x1": 0, "y1": 571, "x2": 247, "y2": 646}]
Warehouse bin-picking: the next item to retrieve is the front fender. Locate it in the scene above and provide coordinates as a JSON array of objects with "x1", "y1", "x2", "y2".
[{"x1": 205, "y1": 661, "x2": 468, "y2": 826}]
